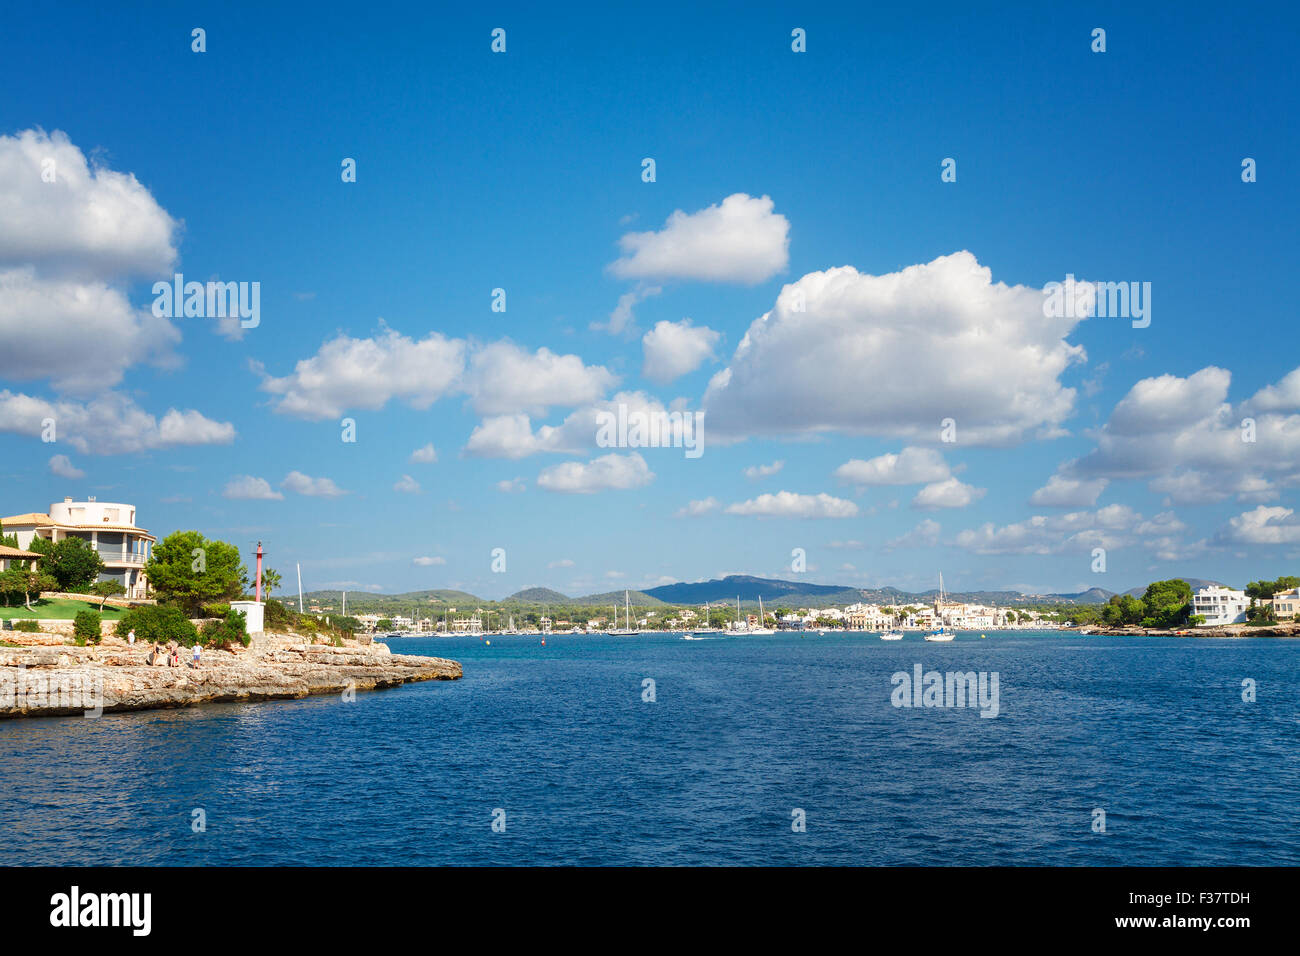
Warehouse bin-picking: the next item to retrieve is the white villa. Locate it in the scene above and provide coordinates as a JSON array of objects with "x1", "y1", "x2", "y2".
[
  {"x1": 1192, "y1": 585, "x2": 1249, "y2": 626},
  {"x1": 1, "y1": 498, "x2": 155, "y2": 600}
]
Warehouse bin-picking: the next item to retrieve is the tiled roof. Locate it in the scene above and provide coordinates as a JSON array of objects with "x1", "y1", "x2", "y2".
[
  {"x1": 0, "y1": 513, "x2": 51, "y2": 526},
  {"x1": 0, "y1": 544, "x2": 41, "y2": 558}
]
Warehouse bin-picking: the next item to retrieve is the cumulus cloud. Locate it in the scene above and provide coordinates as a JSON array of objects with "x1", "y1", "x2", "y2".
[
  {"x1": 609, "y1": 193, "x2": 789, "y2": 284},
  {"x1": 0, "y1": 268, "x2": 182, "y2": 393},
  {"x1": 1068, "y1": 364, "x2": 1300, "y2": 502},
  {"x1": 412, "y1": 556, "x2": 447, "y2": 566},
  {"x1": 548, "y1": 558, "x2": 575, "y2": 568},
  {"x1": 409, "y1": 443, "x2": 437, "y2": 464},
  {"x1": 496, "y1": 477, "x2": 527, "y2": 494},
  {"x1": 47, "y1": 454, "x2": 84, "y2": 479},
  {"x1": 834, "y1": 447, "x2": 951, "y2": 486},
  {"x1": 0, "y1": 129, "x2": 178, "y2": 278},
  {"x1": 465, "y1": 341, "x2": 617, "y2": 416},
  {"x1": 282, "y1": 471, "x2": 348, "y2": 498},
  {"x1": 675, "y1": 497, "x2": 720, "y2": 517},
  {"x1": 393, "y1": 474, "x2": 421, "y2": 494},
  {"x1": 1029, "y1": 473, "x2": 1109, "y2": 508},
  {"x1": 954, "y1": 504, "x2": 1178, "y2": 555},
  {"x1": 0, "y1": 130, "x2": 185, "y2": 393},
  {"x1": 641, "y1": 318, "x2": 721, "y2": 384},
  {"x1": 259, "y1": 327, "x2": 466, "y2": 420},
  {"x1": 536, "y1": 452, "x2": 654, "y2": 494},
  {"x1": 725, "y1": 491, "x2": 859, "y2": 519},
  {"x1": 1215, "y1": 506, "x2": 1300, "y2": 546},
  {"x1": 464, "y1": 391, "x2": 691, "y2": 459},
  {"x1": 744, "y1": 460, "x2": 785, "y2": 480},
  {"x1": 0, "y1": 389, "x2": 235, "y2": 455},
  {"x1": 223, "y1": 476, "x2": 284, "y2": 500},
  {"x1": 912, "y1": 477, "x2": 986, "y2": 510},
  {"x1": 703, "y1": 252, "x2": 1086, "y2": 444}
]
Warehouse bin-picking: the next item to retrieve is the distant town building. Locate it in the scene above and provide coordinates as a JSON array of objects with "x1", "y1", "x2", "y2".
[
  {"x1": 2, "y1": 498, "x2": 155, "y2": 600},
  {"x1": 1192, "y1": 586, "x2": 1249, "y2": 626}
]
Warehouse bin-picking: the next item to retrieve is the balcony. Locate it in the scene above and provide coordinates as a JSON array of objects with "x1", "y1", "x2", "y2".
[{"x1": 95, "y1": 549, "x2": 146, "y2": 566}]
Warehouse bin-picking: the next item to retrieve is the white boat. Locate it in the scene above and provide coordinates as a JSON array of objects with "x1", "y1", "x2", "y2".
[
  {"x1": 691, "y1": 601, "x2": 723, "y2": 636},
  {"x1": 747, "y1": 596, "x2": 776, "y2": 635},
  {"x1": 880, "y1": 630, "x2": 904, "y2": 641},
  {"x1": 924, "y1": 572, "x2": 955, "y2": 642},
  {"x1": 608, "y1": 591, "x2": 638, "y2": 636}
]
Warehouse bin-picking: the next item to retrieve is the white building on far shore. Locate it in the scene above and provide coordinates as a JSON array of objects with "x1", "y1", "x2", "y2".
[
  {"x1": 1270, "y1": 587, "x2": 1300, "y2": 620},
  {"x1": 1192, "y1": 585, "x2": 1249, "y2": 626}
]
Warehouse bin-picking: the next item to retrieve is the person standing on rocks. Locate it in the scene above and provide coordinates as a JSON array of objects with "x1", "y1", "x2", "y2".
[{"x1": 191, "y1": 644, "x2": 202, "y2": 668}]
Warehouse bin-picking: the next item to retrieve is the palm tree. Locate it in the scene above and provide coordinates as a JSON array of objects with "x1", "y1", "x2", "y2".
[{"x1": 261, "y1": 567, "x2": 282, "y2": 598}]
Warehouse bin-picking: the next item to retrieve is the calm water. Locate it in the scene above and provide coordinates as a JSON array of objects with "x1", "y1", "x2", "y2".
[{"x1": 1, "y1": 631, "x2": 1297, "y2": 866}]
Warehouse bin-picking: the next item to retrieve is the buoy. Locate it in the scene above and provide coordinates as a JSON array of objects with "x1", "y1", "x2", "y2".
[
  {"x1": 485, "y1": 640, "x2": 491, "y2": 646},
  {"x1": 541, "y1": 639, "x2": 546, "y2": 646}
]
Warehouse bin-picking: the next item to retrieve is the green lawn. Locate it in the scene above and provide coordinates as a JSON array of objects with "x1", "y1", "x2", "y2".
[{"x1": 0, "y1": 597, "x2": 126, "y2": 620}]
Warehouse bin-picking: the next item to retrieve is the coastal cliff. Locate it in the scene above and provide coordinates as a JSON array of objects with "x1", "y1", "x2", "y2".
[{"x1": 0, "y1": 633, "x2": 461, "y2": 719}]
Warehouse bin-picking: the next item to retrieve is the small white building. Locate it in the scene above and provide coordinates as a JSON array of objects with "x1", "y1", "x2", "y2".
[{"x1": 1192, "y1": 586, "x2": 1249, "y2": 626}]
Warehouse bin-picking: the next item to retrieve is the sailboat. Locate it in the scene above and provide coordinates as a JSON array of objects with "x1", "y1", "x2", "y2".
[
  {"x1": 880, "y1": 625, "x2": 903, "y2": 640},
  {"x1": 690, "y1": 601, "x2": 722, "y2": 636},
  {"x1": 608, "y1": 590, "x2": 637, "y2": 636},
  {"x1": 924, "y1": 572, "x2": 955, "y2": 642},
  {"x1": 748, "y1": 595, "x2": 776, "y2": 635}
]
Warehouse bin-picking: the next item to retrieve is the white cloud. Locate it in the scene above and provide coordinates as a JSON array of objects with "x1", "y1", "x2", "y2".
[
  {"x1": 259, "y1": 327, "x2": 466, "y2": 420},
  {"x1": 0, "y1": 129, "x2": 178, "y2": 278},
  {"x1": 464, "y1": 391, "x2": 689, "y2": 459},
  {"x1": 1029, "y1": 473, "x2": 1109, "y2": 508},
  {"x1": 412, "y1": 556, "x2": 447, "y2": 566},
  {"x1": 886, "y1": 519, "x2": 942, "y2": 549},
  {"x1": 594, "y1": 283, "x2": 660, "y2": 335},
  {"x1": 1215, "y1": 506, "x2": 1300, "y2": 546},
  {"x1": 409, "y1": 443, "x2": 437, "y2": 464},
  {"x1": 223, "y1": 476, "x2": 284, "y2": 500},
  {"x1": 536, "y1": 452, "x2": 654, "y2": 494},
  {"x1": 912, "y1": 477, "x2": 986, "y2": 510},
  {"x1": 466, "y1": 341, "x2": 616, "y2": 415},
  {"x1": 955, "y1": 504, "x2": 1162, "y2": 555},
  {"x1": 0, "y1": 268, "x2": 182, "y2": 394},
  {"x1": 393, "y1": 474, "x2": 421, "y2": 494},
  {"x1": 725, "y1": 491, "x2": 859, "y2": 519},
  {"x1": 282, "y1": 471, "x2": 348, "y2": 498},
  {"x1": 548, "y1": 558, "x2": 575, "y2": 568},
  {"x1": 0, "y1": 390, "x2": 235, "y2": 454},
  {"x1": 496, "y1": 477, "x2": 527, "y2": 494},
  {"x1": 744, "y1": 460, "x2": 785, "y2": 480},
  {"x1": 834, "y1": 447, "x2": 951, "y2": 486},
  {"x1": 641, "y1": 318, "x2": 721, "y2": 383},
  {"x1": 675, "y1": 497, "x2": 720, "y2": 517},
  {"x1": 609, "y1": 193, "x2": 789, "y2": 284},
  {"x1": 47, "y1": 454, "x2": 84, "y2": 479},
  {"x1": 0, "y1": 130, "x2": 186, "y2": 393},
  {"x1": 703, "y1": 252, "x2": 1086, "y2": 444},
  {"x1": 1069, "y1": 364, "x2": 1300, "y2": 501}
]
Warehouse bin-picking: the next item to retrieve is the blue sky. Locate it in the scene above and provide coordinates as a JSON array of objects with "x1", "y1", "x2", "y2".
[{"x1": 2, "y1": 1, "x2": 1297, "y2": 599}]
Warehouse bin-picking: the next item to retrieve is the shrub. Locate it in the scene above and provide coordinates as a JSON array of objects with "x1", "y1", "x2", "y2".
[
  {"x1": 200, "y1": 608, "x2": 249, "y2": 649},
  {"x1": 14, "y1": 619, "x2": 40, "y2": 633},
  {"x1": 200, "y1": 603, "x2": 231, "y2": 619},
  {"x1": 74, "y1": 609, "x2": 102, "y2": 645},
  {"x1": 264, "y1": 599, "x2": 292, "y2": 630},
  {"x1": 115, "y1": 605, "x2": 199, "y2": 646}
]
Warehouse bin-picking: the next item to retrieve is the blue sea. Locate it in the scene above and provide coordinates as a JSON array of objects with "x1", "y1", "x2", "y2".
[{"x1": 1, "y1": 631, "x2": 1297, "y2": 866}]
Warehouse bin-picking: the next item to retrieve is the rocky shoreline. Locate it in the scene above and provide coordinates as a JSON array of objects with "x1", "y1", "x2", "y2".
[
  {"x1": 0, "y1": 632, "x2": 461, "y2": 719},
  {"x1": 1075, "y1": 622, "x2": 1300, "y2": 638}
]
